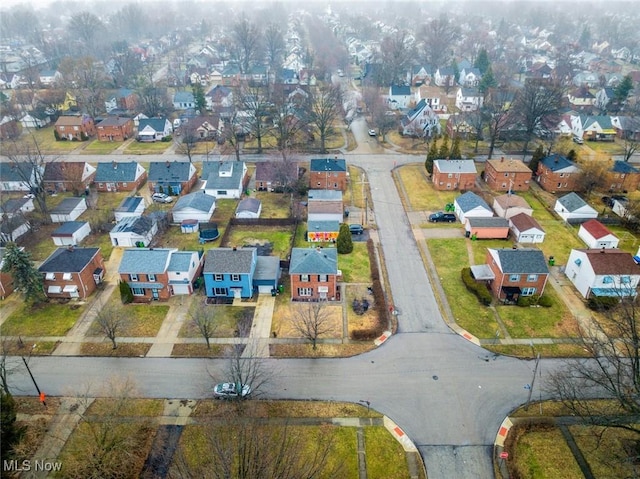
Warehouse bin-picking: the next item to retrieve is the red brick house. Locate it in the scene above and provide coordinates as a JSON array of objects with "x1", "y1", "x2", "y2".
[
  {"x1": 603, "y1": 160, "x2": 640, "y2": 193},
  {"x1": 485, "y1": 248, "x2": 549, "y2": 302},
  {"x1": 289, "y1": 247, "x2": 340, "y2": 301},
  {"x1": 43, "y1": 162, "x2": 96, "y2": 193},
  {"x1": 96, "y1": 117, "x2": 134, "y2": 142},
  {"x1": 536, "y1": 154, "x2": 581, "y2": 193},
  {"x1": 38, "y1": 247, "x2": 105, "y2": 299},
  {"x1": 432, "y1": 159, "x2": 477, "y2": 190},
  {"x1": 94, "y1": 161, "x2": 147, "y2": 193},
  {"x1": 309, "y1": 158, "x2": 348, "y2": 191},
  {"x1": 54, "y1": 114, "x2": 96, "y2": 141},
  {"x1": 484, "y1": 158, "x2": 532, "y2": 192}
]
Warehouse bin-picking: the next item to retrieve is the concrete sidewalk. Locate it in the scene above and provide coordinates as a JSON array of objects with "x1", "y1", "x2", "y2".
[{"x1": 243, "y1": 294, "x2": 275, "y2": 358}]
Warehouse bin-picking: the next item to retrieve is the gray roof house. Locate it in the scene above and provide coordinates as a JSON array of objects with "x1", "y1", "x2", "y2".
[
  {"x1": 52, "y1": 221, "x2": 91, "y2": 246},
  {"x1": 137, "y1": 118, "x2": 172, "y2": 142},
  {"x1": 202, "y1": 161, "x2": 247, "y2": 199},
  {"x1": 454, "y1": 191, "x2": 493, "y2": 223},
  {"x1": 289, "y1": 247, "x2": 338, "y2": 275},
  {"x1": 172, "y1": 191, "x2": 216, "y2": 223},
  {"x1": 148, "y1": 161, "x2": 197, "y2": 195},
  {"x1": 50, "y1": 197, "x2": 87, "y2": 223},
  {"x1": 0, "y1": 162, "x2": 43, "y2": 192},
  {"x1": 554, "y1": 192, "x2": 598, "y2": 223},
  {"x1": 110, "y1": 216, "x2": 158, "y2": 247},
  {"x1": 114, "y1": 196, "x2": 146, "y2": 221},
  {"x1": 235, "y1": 197, "x2": 262, "y2": 219},
  {"x1": 1, "y1": 197, "x2": 35, "y2": 218},
  {"x1": 94, "y1": 161, "x2": 147, "y2": 192},
  {"x1": 289, "y1": 247, "x2": 339, "y2": 301}
]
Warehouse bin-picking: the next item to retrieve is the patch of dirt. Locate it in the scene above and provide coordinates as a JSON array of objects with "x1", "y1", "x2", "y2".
[
  {"x1": 270, "y1": 342, "x2": 375, "y2": 358},
  {"x1": 171, "y1": 343, "x2": 230, "y2": 358},
  {"x1": 79, "y1": 343, "x2": 151, "y2": 357},
  {"x1": 271, "y1": 303, "x2": 343, "y2": 339}
]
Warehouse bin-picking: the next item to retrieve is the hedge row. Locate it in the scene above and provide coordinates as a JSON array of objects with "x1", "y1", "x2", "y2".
[
  {"x1": 461, "y1": 267, "x2": 492, "y2": 305},
  {"x1": 587, "y1": 295, "x2": 620, "y2": 310},
  {"x1": 517, "y1": 294, "x2": 553, "y2": 307},
  {"x1": 351, "y1": 239, "x2": 387, "y2": 340}
]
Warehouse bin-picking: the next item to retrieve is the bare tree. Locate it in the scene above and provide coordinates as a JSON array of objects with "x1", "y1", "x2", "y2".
[
  {"x1": 292, "y1": 302, "x2": 334, "y2": 350},
  {"x1": 190, "y1": 301, "x2": 217, "y2": 349},
  {"x1": 418, "y1": 13, "x2": 459, "y2": 70},
  {"x1": 310, "y1": 84, "x2": 342, "y2": 154},
  {"x1": 378, "y1": 30, "x2": 415, "y2": 86},
  {"x1": 236, "y1": 83, "x2": 273, "y2": 154},
  {"x1": 263, "y1": 23, "x2": 285, "y2": 75},
  {"x1": 483, "y1": 89, "x2": 514, "y2": 159},
  {"x1": 94, "y1": 302, "x2": 129, "y2": 349},
  {"x1": 229, "y1": 15, "x2": 262, "y2": 74},
  {"x1": 271, "y1": 88, "x2": 309, "y2": 155},
  {"x1": 575, "y1": 160, "x2": 607, "y2": 195},
  {"x1": 174, "y1": 122, "x2": 199, "y2": 163},
  {"x1": 67, "y1": 11, "x2": 105, "y2": 55}
]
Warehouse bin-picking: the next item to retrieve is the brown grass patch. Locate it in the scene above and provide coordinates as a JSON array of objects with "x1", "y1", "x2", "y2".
[
  {"x1": 271, "y1": 303, "x2": 343, "y2": 339},
  {"x1": 192, "y1": 399, "x2": 381, "y2": 418},
  {"x1": 346, "y1": 284, "x2": 379, "y2": 335},
  {"x1": 171, "y1": 343, "x2": 230, "y2": 357},
  {"x1": 0, "y1": 340, "x2": 59, "y2": 356},
  {"x1": 270, "y1": 342, "x2": 375, "y2": 358},
  {"x1": 79, "y1": 342, "x2": 151, "y2": 357}
]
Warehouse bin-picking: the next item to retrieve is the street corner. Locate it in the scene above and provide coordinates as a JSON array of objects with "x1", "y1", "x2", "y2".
[
  {"x1": 383, "y1": 416, "x2": 417, "y2": 452},
  {"x1": 374, "y1": 330, "x2": 392, "y2": 346}
]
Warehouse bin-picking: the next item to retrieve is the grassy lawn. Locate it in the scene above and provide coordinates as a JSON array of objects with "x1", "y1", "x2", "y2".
[
  {"x1": 346, "y1": 284, "x2": 378, "y2": 336},
  {"x1": 338, "y1": 242, "x2": 371, "y2": 283},
  {"x1": 80, "y1": 140, "x2": 121, "y2": 154},
  {"x1": 606, "y1": 224, "x2": 640, "y2": 254},
  {"x1": 348, "y1": 165, "x2": 366, "y2": 209},
  {"x1": 253, "y1": 191, "x2": 292, "y2": 218},
  {"x1": 211, "y1": 198, "x2": 238, "y2": 224},
  {"x1": 512, "y1": 425, "x2": 583, "y2": 479},
  {"x1": 124, "y1": 140, "x2": 172, "y2": 154},
  {"x1": 179, "y1": 304, "x2": 255, "y2": 338},
  {"x1": 486, "y1": 343, "x2": 588, "y2": 358},
  {"x1": 427, "y1": 238, "x2": 498, "y2": 338},
  {"x1": 16, "y1": 127, "x2": 78, "y2": 153},
  {"x1": 154, "y1": 224, "x2": 204, "y2": 251},
  {"x1": 224, "y1": 225, "x2": 294, "y2": 258},
  {"x1": 396, "y1": 164, "x2": 458, "y2": 211},
  {"x1": 88, "y1": 301, "x2": 169, "y2": 337},
  {"x1": 88, "y1": 398, "x2": 163, "y2": 416},
  {"x1": 365, "y1": 427, "x2": 411, "y2": 479},
  {"x1": 2, "y1": 301, "x2": 86, "y2": 336}
]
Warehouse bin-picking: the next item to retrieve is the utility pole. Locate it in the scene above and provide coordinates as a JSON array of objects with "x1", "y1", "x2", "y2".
[
  {"x1": 525, "y1": 352, "x2": 540, "y2": 411},
  {"x1": 21, "y1": 356, "x2": 46, "y2": 408}
]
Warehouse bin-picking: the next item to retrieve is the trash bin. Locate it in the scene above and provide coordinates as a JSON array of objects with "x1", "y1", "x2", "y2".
[
  {"x1": 344, "y1": 209, "x2": 349, "y2": 217},
  {"x1": 548, "y1": 256, "x2": 555, "y2": 266},
  {"x1": 271, "y1": 289, "x2": 277, "y2": 297},
  {"x1": 465, "y1": 231, "x2": 471, "y2": 238},
  {"x1": 278, "y1": 284, "x2": 284, "y2": 293}
]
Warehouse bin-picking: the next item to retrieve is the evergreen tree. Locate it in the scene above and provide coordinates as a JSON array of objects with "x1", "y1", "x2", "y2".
[
  {"x1": 119, "y1": 281, "x2": 133, "y2": 304},
  {"x1": 614, "y1": 74, "x2": 634, "y2": 106},
  {"x1": 567, "y1": 149, "x2": 578, "y2": 162},
  {"x1": 478, "y1": 65, "x2": 497, "y2": 95},
  {"x1": 425, "y1": 139, "x2": 438, "y2": 174},
  {"x1": 0, "y1": 243, "x2": 44, "y2": 303},
  {"x1": 450, "y1": 136, "x2": 462, "y2": 159},
  {"x1": 529, "y1": 144, "x2": 545, "y2": 174},
  {"x1": 438, "y1": 134, "x2": 450, "y2": 158},
  {"x1": 474, "y1": 48, "x2": 490, "y2": 75},
  {"x1": 191, "y1": 82, "x2": 207, "y2": 113},
  {"x1": 1, "y1": 392, "x2": 25, "y2": 466},
  {"x1": 579, "y1": 26, "x2": 591, "y2": 50},
  {"x1": 336, "y1": 223, "x2": 353, "y2": 254},
  {"x1": 451, "y1": 60, "x2": 459, "y2": 85}
]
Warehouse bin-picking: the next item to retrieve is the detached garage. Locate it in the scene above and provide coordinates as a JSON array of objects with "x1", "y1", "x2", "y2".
[
  {"x1": 465, "y1": 217, "x2": 510, "y2": 239},
  {"x1": 253, "y1": 256, "x2": 281, "y2": 294},
  {"x1": 52, "y1": 221, "x2": 91, "y2": 246}
]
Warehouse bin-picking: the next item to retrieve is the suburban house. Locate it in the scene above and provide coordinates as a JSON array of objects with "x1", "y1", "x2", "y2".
[
  {"x1": 604, "y1": 161, "x2": 640, "y2": 192},
  {"x1": 536, "y1": 154, "x2": 581, "y2": 193},
  {"x1": 235, "y1": 198, "x2": 262, "y2": 219},
  {"x1": 454, "y1": 191, "x2": 493, "y2": 224},
  {"x1": 432, "y1": 159, "x2": 477, "y2": 191},
  {"x1": 0, "y1": 117, "x2": 19, "y2": 140},
  {"x1": 0, "y1": 217, "x2": 30, "y2": 244},
  {"x1": 289, "y1": 247, "x2": 340, "y2": 301},
  {"x1": 484, "y1": 158, "x2": 532, "y2": 192},
  {"x1": 509, "y1": 213, "x2": 545, "y2": 244},
  {"x1": 387, "y1": 84, "x2": 412, "y2": 110},
  {"x1": 95, "y1": 117, "x2": 134, "y2": 141},
  {"x1": 105, "y1": 88, "x2": 137, "y2": 112},
  {"x1": 465, "y1": 217, "x2": 510, "y2": 239},
  {"x1": 203, "y1": 247, "x2": 257, "y2": 299},
  {"x1": 94, "y1": 161, "x2": 147, "y2": 193},
  {"x1": 39, "y1": 246, "x2": 104, "y2": 300},
  {"x1": 49, "y1": 197, "x2": 87, "y2": 223},
  {"x1": 565, "y1": 249, "x2": 640, "y2": 299},
  {"x1": 54, "y1": 114, "x2": 96, "y2": 141},
  {"x1": 485, "y1": 248, "x2": 549, "y2": 302},
  {"x1": 309, "y1": 158, "x2": 348, "y2": 191},
  {"x1": 172, "y1": 192, "x2": 216, "y2": 223},
  {"x1": 400, "y1": 99, "x2": 440, "y2": 138},
  {"x1": 414, "y1": 85, "x2": 447, "y2": 113},
  {"x1": 492, "y1": 194, "x2": 533, "y2": 219},
  {"x1": 307, "y1": 190, "x2": 344, "y2": 223},
  {"x1": 433, "y1": 66, "x2": 456, "y2": 87},
  {"x1": 255, "y1": 161, "x2": 299, "y2": 192},
  {"x1": 173, "y1": 91, "x2": 196, "y2": 110},
  {"x1": 186, "y1": 115, "x2": 222, "y2": 140},
  {"x1": 1, "y1": 197, "x2": 34, "y2": 218},
  {"x1": 446, "y1": 114, "x2": 476, "y2": 139},
  {"x1": 20, "y1": 112, "x2": 50, "y2": 129},
  {"x1": 307, "y1": 220, "x2": 340, "y2": 242},
  {"x1": 572, "y1": 115, "x2": 616, "y2": 142},
  {"x1": 51, "y1": 221, "x2": 91, "y2": 246},
  {"x1": 567, "y1": 86, "x2": 596, "y2": 109},
  {"x1": 408, "y1": 65, "x2": 433, "y2": 86},
  {"x1": 0, "y1": 162, "x2": 43, "y2": 192},
  {"x1": 148, "y1": 161, "x2": 197, "y2": 196},
  {"x1": 554, "y1": 192, "x2": 598, "y2": 223},
  {"x1": 205, "y1": 85, "x2": 233, "y2": 110},
  {"x1": 118, "y1": 248, "x2": 203, "y2": 301},
  {"x1": 202, "y1": 161, "x2": 247, "y2": 199},
  {"x1": 137, "y1": 118, "x2": 172, "y2": 142},
  {"x1": 578, "y1": 219, "x2": 619, "y2": 249},
  {"x1": 0, "y1": 247, "x2": 15, "y2": 299},
  {"x1": 38, "y1": 69, "x2": 62, "y2": 86},
  {"x1": 458, "y1": 67, "x2": 482, "y2": 87},
  {"x1": 110, "y1": 215, "x2": 158, "y2": 247},
  {"x1": 43, "y1": 162, "x2": 96, "y2": 194},
  {"x1": 455, "y1": 87, "x2": 484, "y2": 112},
  {"x1": 114, "y1": 196, "x2": 146, "y2": 221}
]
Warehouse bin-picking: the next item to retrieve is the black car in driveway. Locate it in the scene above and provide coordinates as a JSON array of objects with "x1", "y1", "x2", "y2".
[
  {"x1": 349, "y1": 224, "x2": 364, "y2": 234},
  {"x1": 429, "y1": 212, "x2": 456, "y2": 223}
]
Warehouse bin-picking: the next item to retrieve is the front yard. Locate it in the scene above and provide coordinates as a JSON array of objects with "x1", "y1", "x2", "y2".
[
  {"x1": 395, "y1": 164, "x2": 457, "y2": 211},
  {"x1": 2, "y1": 301, "x2": 86, "y2": 336}
]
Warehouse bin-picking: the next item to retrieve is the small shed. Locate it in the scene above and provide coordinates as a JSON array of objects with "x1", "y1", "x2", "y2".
[
  {"x1": 554, "y1": 192, "x2": 598, "y2": 223},
  {"x1": 235, "y1": 197, "x2": 262, "y2": 219},
  {"x1": 465, "y1": 217, "x2": 510, "y2": 239},
  {"x1": 114, "y1": 196, "x2": 145, "y2": 221},
  {"x1": 509, "y1": 213, "x2": 545, "y2": 244},
  {"x1": 50, "y1": 197, "x2": 87, "y2": 223},
  {"x1": 454, "y1": 191, "x2": 493, "y2": 224},
  {"x1": 578, "y1": 219, "x2": 619, "y2": 249},
  {"x1": 181, "y1": 219, "x2": 200, "y2": 233},
  {"x1": 52, "y1": 221, "x2": 91, "y2": 246},
  {"x1": 492, "y1": 194, "x2": 533, "y2": 219}
]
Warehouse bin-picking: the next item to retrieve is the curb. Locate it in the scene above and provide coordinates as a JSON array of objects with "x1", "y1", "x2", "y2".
[
  {"x1": 374, "y1": 330, "x2": 392, "y2": 346},
  {"x1": 494, "y1": 416, "x2": 513, "y2": 447},
  {"x1": 383, "y1": 416, "x2": 417, "y2": 452}
]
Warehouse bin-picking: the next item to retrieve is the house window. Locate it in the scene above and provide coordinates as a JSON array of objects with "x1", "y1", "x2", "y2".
[
  {"x1": 317, "y1": 182, "x2": 321, "y2": 186},
  {"x1": 217, "y1": 190, "x2": 227, "y2": 195},
  {"x1": 557, "y1": 183, "x2": 562, "y2": 188},
  {"x1": 603, "y1": 276, "x2": 613, "y2": 284},
  {"x1": 509, "y1": 274, "x2": 520, "y2": 282},
  {"x1": 62, "y1": 273, "x2": 72, "y2": 281},
  {"x1": 131, "y1": 287, "x2": 145, "y2": 296},
  {"x1": 60, "y1": 126, "x2": 65, "y2": 131},
  {"x1": 559, "y1": 173, "x2": 564, "y2": 177},
  {"x1": 521, "y1": 287, "x2": 536, "y2": 296},
  {"x1": 214, "y1": 274, "x2": 223, "y2": 281},
  {"x1": 504, "y1": 173, "x2": 509, "y2": 177},
  {"x1": 301, "y1": 274, "x2": 309, "y2": 282},
  {"x1": 148, "y1": 274, "x2": 156, "y2": 282},
  {"x1": 448, "y1": 173, "x2": 453, "y2": 178},
  {"x1": 231, "y1": 274, "x2": 240, "y2": 282},
  {"x1": 574, "y1": 258, "x2": 582, "y2": 266},
  {"x1": 298, "y1": 287, "x2": 313, "y2": 297},
  {"x1": 621, "y1": 276, "x2": 631, "y2": 284},
  {"x1": 214, "y1": 287, "x2": 228, "y2": 296},
  {"x1": 122, "y1": 182, "x2": 127, "y2": 187},
  {"x1": 98, "y1": 183, "x2": 104, "y2": 188},
  {"x1": 527, "y1": 274, "x2": 537, "y2": 282},
  {"x1": 334, "y1": 183, "x2": 338, "y2": 188},
  {"x1": 45, "y1": 272, "x2": 55, "y2": 280},
  {"x1": 318, "y1": 274, "x2": 327, "y2": 282},
  {"x1": 130, "y1": 274, "x2": 138, "y2": 281}
]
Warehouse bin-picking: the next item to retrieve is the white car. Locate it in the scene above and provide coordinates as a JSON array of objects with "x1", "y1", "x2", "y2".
[
  {"x1": 213, "y1": 382, "x2": 252, "y2": 399},
  {"x1": 152, "y1": 193, "x2": 173, "y2": 203},
  {"x1": 368, "y1": 129, "x2": 377, "y2": 137}
]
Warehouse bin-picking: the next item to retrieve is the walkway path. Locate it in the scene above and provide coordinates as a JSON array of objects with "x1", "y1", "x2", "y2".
[{"x1": 242, "y1": 294, "x2": 275, "y2": 358}]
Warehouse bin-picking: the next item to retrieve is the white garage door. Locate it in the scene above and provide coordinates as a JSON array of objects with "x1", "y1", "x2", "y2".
[{"x1": 258, "y1": 284, "x2": 273, "y2": 294}]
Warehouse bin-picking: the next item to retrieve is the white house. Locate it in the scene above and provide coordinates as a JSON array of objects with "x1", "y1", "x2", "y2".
[
  {"x1": 172, "y1": 192, "x2": 216, "y2": 223},
  {"x1": 20, "y1": 112, "x2": 50, "y2": 129},
  {"x1": 51, "y1": 221, "x2": 91, "y2": 246},
  {"x1": 235, "y1": 198, "x2": 262, "y2": 219},
  {"x1": 0, "y1": 197, "x2": 34, "y2": 218},
  {"x1": 49, "y1": 197, "x2": 87, "y2": 223},
  {"x1": 137, "y1": 118, "x2": 172, "y2": 142},
  {"x1": 400, "y1": 99, "x2": 440, "y2": 137},
  {"x1": 565, "y1": 249, "x2": 640, "y2": 299},
  {"x1": 110, "y1": 216, "x2": 158, "y2": 247},
  {"x1": 387, "y1": 84, "x2": 412, "y2": 110},
  {"x1": 0, "y1": 162, "x2": 43, "y2": 192},
  {"x1": 114, "y1": 196, "x2": 146, "y2": 221},
  {"x1": 202, "y1": 161, "x2": 247, "y2": 199},
  {"x1": 492, "y1": 194, "x2": 533, "y2": 220},
  {"x1": 455, "y1": 87, "x2": 484, "y2": 112},
  {"x1": 509, "y1": 213, "x2": 545, "y2": 244},
  {"x1": 167, "y1": 250, "x2": 204, "y2": 295},
  {"x1": 454, "y1": 191, "x2": 493, "y2": 224},
  {"x1": 554, "y1": 192, "x2": 598, "y2": 223},
  {"x1": 578, "y1": 219, "x2": 619, "y2": 249},
  {"x1": 0, "y1": 217, "x2": 30, "y2": 243}
]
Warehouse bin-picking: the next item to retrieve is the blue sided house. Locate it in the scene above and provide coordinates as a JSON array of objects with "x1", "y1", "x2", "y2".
[{"x1": 203, "y1": 247, "x2": 257, "y2": 299}]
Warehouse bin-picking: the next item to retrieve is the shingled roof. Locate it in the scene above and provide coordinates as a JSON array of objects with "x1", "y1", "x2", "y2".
[
  {"x1": 488, "y1": 248, "x2": 549, "y2": 275},
  {"x1": 39, "y1": 247, "x2": 99, "y2": 273},
  {"x1": 203, "y1": 247, "x2": 256, "y2": 274},
  {"x1": 289, "y1": 247, "x2": 338, "y2": 275}
]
